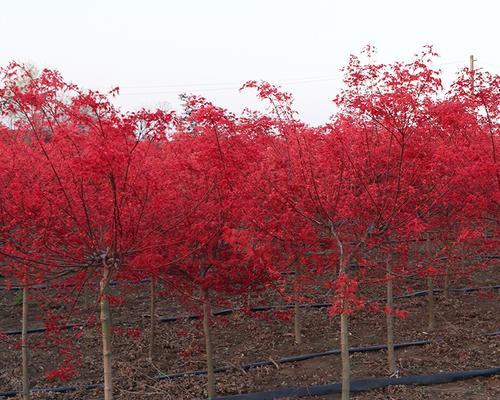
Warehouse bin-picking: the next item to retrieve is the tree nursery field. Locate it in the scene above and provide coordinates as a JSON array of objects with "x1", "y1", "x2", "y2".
[{"x1": 0, "y1": 47, "x2": 498, "y2": 400}]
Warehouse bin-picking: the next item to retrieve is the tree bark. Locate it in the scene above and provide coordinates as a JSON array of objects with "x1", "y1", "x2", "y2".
[
  {"x1": 427, "y1": 276, "x2": 435, "y2": 331},
  {"x1": 294, "y1": 301, "x2": 302, "y2": 345},
  {"x1": 340, "y1": 313, "x2": 350, "y2": 400},
  {"x1": 386, "y1": 260, "x2": 397, "y2": 375},
  {"x1": 22, "y1": 285, "x2": 30, "y2": 400},
  {"x1": 426, "y1": 238, "x2": 435, "y2": 331},
  {"x1": 444, "y1": 266, "x2": 450, "y2": 298},
  {"x1": 148, "y1": 279, "x2": 156, "y2": 361},
  {"x1": 293, "y1": 263, "x2": 302, "y2": 345},
  {"x1": 100, "y1": 265, "x2": 113, "y2": 400},
  {"x1": 202, "y1": 288, "x2": 216, "y2": 399},
  {"x1": 331, "y1": 227, "x2": 351, "y2": 400},
  {"x1": 338, "y1": 252, "x2": 350, "y2": 400}
]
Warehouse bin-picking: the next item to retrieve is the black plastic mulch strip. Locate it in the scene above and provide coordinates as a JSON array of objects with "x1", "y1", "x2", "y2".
[
  {"x1": 5, "y1": 285, "x2": 499, "y2": 335},
  {"x1": 213, "y1": 367, "x2": 500, "y2": 400},
  {"x1": 155, "y1": 340, "x2": 431, "y2": 380}
]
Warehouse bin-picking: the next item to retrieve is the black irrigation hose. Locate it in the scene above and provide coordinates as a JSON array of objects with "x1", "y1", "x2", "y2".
[
  {"x1": 2, "y1": 365, "x2": 498, "y2": 399},
  {"x1": 0, "y1": 279, "x2": 143, "y2": 291},
  {"x1": 4, "y1": 323, "x2": 81, "y2": 336},
  {"x1": 213, "y1": 367, "x2": 500, "y2": 400},
  {"x1": 158, "y1": 284, "x2": 500, "y2": 323},
  {"x1": 0, "y1": 339, "x2": 431, "y2": 398},
  {"x1": 4, "y1": 284, "x2": 499, "y2": 335},
  {"x1": 0, "y1": 383, "x2": 103, "y2": 398},
  {"x1": 0, "y1": 334, "x2": 497, "y2": 398},
  {"x1": 392, "y1": 284, "x2": 500, "y2": 300},
  {"x1": 0, "y1": 283, "x2": 48, "y2": 291},
  {"x1": 1, "y1": 254, "x2": 498, "y2": 291},
  {"x1": 155, "y1": 340, "x2": 431, "y2": 380}
]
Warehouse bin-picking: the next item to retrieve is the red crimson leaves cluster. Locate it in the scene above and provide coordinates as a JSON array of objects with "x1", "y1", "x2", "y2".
[{"x1": 0, "y1": 47, "x2": 497, "y2": 398}]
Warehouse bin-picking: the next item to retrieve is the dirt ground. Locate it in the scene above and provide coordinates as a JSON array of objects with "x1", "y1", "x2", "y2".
[{"x1": 0, "y1": 268, "x2": 498, "y2": 399}]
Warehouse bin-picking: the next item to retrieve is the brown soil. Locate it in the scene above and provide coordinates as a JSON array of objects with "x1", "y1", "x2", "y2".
[{"x1": 0, "y1": 270, "x2": 498, "y2": 400}]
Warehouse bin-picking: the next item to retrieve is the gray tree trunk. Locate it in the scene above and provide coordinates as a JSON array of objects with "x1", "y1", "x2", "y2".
[
  {"x1": 386, "y1": 260, "x2": 397, "y2": 375},
  {"x1": 100, "y1": 266, "x2": 113, "y2": 400},
  {"x1": 22, "y1": 285, "x2": 30, "y2": 400},
  {"x1": 148, "y1": 279, "x2": 156, "y2": 361},
  {"x1": 202, "y1": 289, "x2": 216, "y2": 399}
]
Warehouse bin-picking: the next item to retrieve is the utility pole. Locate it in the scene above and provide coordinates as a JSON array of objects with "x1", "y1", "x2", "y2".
[{"x1": 469, "y1": 55, "x2": 476, "y2": 94}]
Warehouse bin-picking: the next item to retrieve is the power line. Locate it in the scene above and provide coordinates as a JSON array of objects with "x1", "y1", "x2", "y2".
[
  {"x1": 115, "y1": 74, "x2": 347, "y2": 96},
  {"x1": 111, "y1": 59, "x2": 467, "y2": 97}
]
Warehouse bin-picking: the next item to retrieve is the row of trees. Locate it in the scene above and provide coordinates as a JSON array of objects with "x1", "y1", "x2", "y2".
[{"x1": 0, "y1": 47, "x2": 498, "y2": 400}]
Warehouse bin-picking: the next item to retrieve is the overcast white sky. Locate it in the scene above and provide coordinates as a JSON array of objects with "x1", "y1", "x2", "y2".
[{"x1": 1, "y1": 0, "x2": 499, "y2": 125}]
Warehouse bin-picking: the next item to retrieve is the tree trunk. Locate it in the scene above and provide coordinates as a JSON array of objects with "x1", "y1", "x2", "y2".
[
  {"x1": 100, "y1": 266, "x2": 113, "y2": 400},
  {"x1": 386, "y1": 260, "x2": 397, "y2": 375},
  {"x1": 293, "y1": 263, "x2": 302, "y2": 345},
  {"x1": 82, "y1": 289, "x2": 89, "y2": 310},
  {"x1": 294, "y1": 301, "x2": 302, "y2": 345},
  {"x1": 22, "y1": 285, "x2": 30, "y2": 400},
  {"x1": 338, "y1": 253, "x2": 350, "y2": 400},
  {"x1": 340, "y1": 313, "x2": 350, "y2": 400},
  {"x1": 426, "y1": 238, "x2": 435, "y2": 331},
  {"x1": 331, "y1": 228, "x2": 351, "y2": 400},
  {"x1": 148, "y1": 279, "x2": 156, "y2": 361},
  {"x1": 444, "y1": 266, "x2": 450, "y2": 298},
  {"x1": 202, "y1": 288, "x2": 216, "y2": 399},
  {"x1": 427, "y1": 276, "x2": 435, "y2": 331}
]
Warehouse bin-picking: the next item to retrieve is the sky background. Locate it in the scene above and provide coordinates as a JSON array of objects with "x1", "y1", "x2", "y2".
[{"x1": 1, "y1": 0, "x2": 499, "y2": 125}]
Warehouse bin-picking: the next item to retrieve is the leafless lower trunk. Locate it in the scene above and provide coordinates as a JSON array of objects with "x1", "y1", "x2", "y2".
[
  {"x1": 100, "y1": 266, "x2": 113, "y2": 400},
  {"x1": 340, "y1": 313, "x2": 350, "y2": 400},
  {"x1": 331, "y1": 226, "x2": 351, "y2": 400},
  {"x1": 427, "y1": 276, "x2": 435, "y2": 331},
  {"x1": 148, "y1": 279, "x2": 156, "y2": 361},
  {"x1": 294, "y1": 301, "x2": 302, "y2": 345},
  {"x1": 444, "y1": 266, "x2": 450, "y2": 298},
  {"x1": 293, "y1": 263, "x2": 302, "y2": 345},
  {"x1": 426, "y1": 238, "x2": 435, "y2": 331},
  {"x1": 386, "y1": 260, "x2": 397, "y2": 375},
  {"x1": 22, "y1": 285, "x2": 30, "y2": 400},
  {"x1": 202, "y1": 288, "x2": 216, "y2": 399}
]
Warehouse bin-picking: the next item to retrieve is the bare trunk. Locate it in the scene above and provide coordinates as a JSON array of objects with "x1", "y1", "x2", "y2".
[
  {"x1": 386, "y1": 260, "x2": 396, "y2": 375},
  {"x1": 293, "y1": 263, "x2": 302, "y2": 345},
  {"x1": 444, "y1": 266, "x2": 450, "y2": 298},
  {"x1": 22, "y1": 285, "x2": 30, "y2": 400},
  {"x1": 82, "y1": 289, "x2": 89, "y2": 310},
  {"x1": 294, "y1": 301, "x2": 302, "y2": 345},
  {"x1": 148, "y1": 279, "x2": 156, "y2": 361},
  {"x1": 426, "y1": 238, "x2": 435, "y2": 331},
  {"x1": 340, "y1": 313, "x2": 350, "y2": 400},
  {"x1": 339, "y1": 254, "x2": 350, "y2": 400},
  {"x1": 427, "y1": 276, "x2": 435, "y2": 331},
  {"x1": 100, "y1": 266, "x2": 113, "y2": 400},
  {"x1": 202, "y1": 289, "x2": 216, "y2": 399},
  {"x1": 330, "y1": 224, "x2": 351, "y2": 400}
]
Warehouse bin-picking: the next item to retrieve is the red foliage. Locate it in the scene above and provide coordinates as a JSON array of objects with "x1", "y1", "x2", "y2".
[
  {"x1": 0, "y1": 46, "x2": 497, "y2": 386},
  {"x1": 328, "y1": 274, "x2": 365, "y2": 316},
  {"x1": 45, "y1": 362, "x2": 77, "y2": 383}
]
